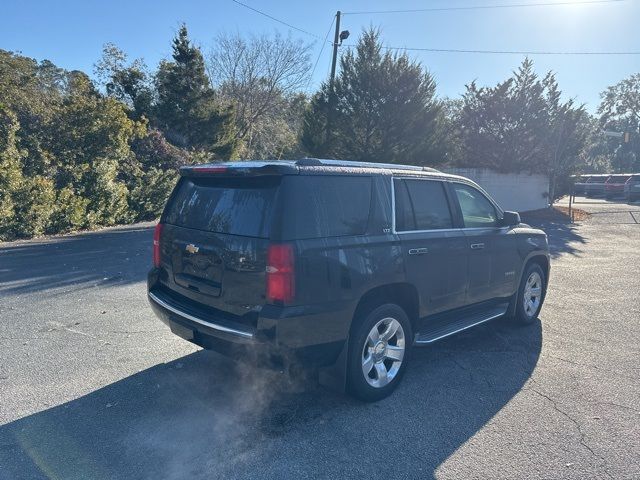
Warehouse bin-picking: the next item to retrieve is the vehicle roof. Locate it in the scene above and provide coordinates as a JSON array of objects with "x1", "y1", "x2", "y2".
[{"x1": 180, "y1": 158, "x2": 470, "y2": 182}]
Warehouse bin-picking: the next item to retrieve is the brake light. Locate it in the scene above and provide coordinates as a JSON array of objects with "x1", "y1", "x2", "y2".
[
  {"x1": 266, "y1": 244, "x2": 295, "y2": 304},
  {"x1": 153, "y1": 223, "x2": 164, "y2": 267},
  {"x1": 192, "y1": 166, "x2": 228, "y2": 174}
]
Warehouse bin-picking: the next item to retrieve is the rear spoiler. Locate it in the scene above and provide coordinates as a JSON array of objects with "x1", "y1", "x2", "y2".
[{"x1": 180, "y1": 162, "x2": 298, "y2": 178}]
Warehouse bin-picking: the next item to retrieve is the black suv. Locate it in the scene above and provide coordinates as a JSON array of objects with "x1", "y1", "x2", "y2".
[{"x1": 148, "y1": 159, "x2": 549, "y2": 401}]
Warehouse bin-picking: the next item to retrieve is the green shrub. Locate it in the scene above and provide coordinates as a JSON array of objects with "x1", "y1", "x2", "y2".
[
  {"x1": 9, "y1": 176, "x2": 56, "y2": 238},
  {"x1": 129, "y1": 167, "x2": 178, "y2": 221},
  {"x1": 48, "y1": 187, "x2": 90, "y2": 233},
  {"x1": 82, "y1": 159, "x2": 130, "y2": 227}
]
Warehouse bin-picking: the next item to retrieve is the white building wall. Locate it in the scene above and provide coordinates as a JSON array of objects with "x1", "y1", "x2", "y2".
[{"x1": 443, "y1": 168, "x2": 549, "y2": 213}]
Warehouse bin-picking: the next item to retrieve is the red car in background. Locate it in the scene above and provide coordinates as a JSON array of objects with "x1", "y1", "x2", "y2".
[{"x1": 604, "y1": 174, "x2": 632, "y2": 199}]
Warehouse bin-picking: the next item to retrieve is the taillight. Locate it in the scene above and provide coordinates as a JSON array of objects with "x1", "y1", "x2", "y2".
[
  {"x1": 153, "y1": 223, "x2": 164, "y2": 267},
  {"x1": 266, "y1": 244, "x2": 295, "y2": 304}
]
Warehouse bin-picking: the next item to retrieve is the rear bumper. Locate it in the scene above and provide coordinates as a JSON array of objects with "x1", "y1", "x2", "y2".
[{"x1": 147, "y1": 282, "x2": 349, "y2": 369}]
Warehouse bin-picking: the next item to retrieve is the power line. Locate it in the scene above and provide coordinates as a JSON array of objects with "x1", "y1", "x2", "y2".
[
  {"x1": 307, "y1": 17, "x2": 336, "y2": 90},
  {"x1": 230, "y1": 0, "x2": 325, "y2": 40},
  {"x1": 355, "y1": 45, "x2": 640, "y2": 55},
  {"x1": 343, "y1": 0, "x2": 628, "y2": 15}
]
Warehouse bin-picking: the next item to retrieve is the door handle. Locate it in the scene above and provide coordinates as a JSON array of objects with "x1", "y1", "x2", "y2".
[
  {"x1": 408, "y1": 247, "x2": 429, "y2": 255},
  {"x1": 470, "y1": 243, "x2": 485, "y2": 250}
]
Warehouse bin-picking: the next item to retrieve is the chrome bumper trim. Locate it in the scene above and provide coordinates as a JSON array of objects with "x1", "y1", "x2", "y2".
[{"x1": 148, "y1": 291, "x2": 254, "y2": 339}]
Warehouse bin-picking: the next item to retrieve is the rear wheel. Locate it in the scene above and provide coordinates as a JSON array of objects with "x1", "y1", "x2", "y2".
[
  {"x1": 513, "y1": 263, "x2": 546, "y2": 325},
  {"x1": 347, "y1": 304, "x2": 412, "y2": 402}
]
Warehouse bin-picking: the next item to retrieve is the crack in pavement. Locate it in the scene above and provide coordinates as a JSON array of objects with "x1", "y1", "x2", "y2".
[{"x1": 528, "y1": 381, "x2": 613, "y2": 479}]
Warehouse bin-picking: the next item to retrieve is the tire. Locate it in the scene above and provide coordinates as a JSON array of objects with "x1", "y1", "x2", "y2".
[
  {"x1": 347, "y1": 303, "x2": 412, "y2": 402},
  {"x1": 513, "y1": 263, "x2": 546, "y2": 325}
]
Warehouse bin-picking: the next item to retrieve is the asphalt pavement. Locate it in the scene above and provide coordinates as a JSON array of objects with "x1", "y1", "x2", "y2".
[{"x1": 0, "y1": 199, "x2": 638, "y2": 479}]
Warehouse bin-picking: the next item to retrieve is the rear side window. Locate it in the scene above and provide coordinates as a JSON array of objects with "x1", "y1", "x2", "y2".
[
  {"x1": 394, "y1": 178, "x2": 453, "y2": 231},
  {"x1": 453, "y1": 183, "x2": 498, "y2": 228},
  {"x1": 281, "y1": 175, "x2": 372, "y2": 239},
  {"x1": 163, "y1": 176, "x2": 279, "y2": 238}
]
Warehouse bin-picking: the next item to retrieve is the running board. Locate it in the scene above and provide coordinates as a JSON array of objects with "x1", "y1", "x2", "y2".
[{"x1": 414, "y1": 303, "x2": 509, "y2": 345}]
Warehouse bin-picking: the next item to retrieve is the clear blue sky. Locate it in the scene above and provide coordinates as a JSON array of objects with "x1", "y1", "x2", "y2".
[{"x1": 2, "y1": 0, "x2": 639, "y2": 111}]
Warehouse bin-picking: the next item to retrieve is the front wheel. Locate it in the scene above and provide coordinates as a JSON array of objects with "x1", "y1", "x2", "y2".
[
  {"x1": 347, "y1": 304, "x2": 412, "y2": 402},
  {"x1": 513, "y1": 263, "x2": 546, "y2": 325}
]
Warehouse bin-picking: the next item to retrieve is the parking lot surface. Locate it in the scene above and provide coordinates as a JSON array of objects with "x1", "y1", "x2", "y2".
[{"x1": 1, "y1": 199, "x2": 638, "y2": 479}]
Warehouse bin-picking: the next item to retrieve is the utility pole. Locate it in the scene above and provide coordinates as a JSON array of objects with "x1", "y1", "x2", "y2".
[
  {"x1": 329, "y1": 11, "x2": 341, "y2": 98},
  {"x1": 326, "y1": 11, "x2": 349, "y2": 151}
]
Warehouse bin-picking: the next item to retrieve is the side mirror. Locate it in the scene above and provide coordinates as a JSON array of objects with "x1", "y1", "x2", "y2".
[{"x1": 502, "y1": 211, "x2": 520, "y2": 227}]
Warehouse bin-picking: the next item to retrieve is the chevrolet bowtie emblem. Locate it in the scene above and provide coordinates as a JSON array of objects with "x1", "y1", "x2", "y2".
[{"x1": 185, "y1": 244, "x2": 200, "y2": 254}]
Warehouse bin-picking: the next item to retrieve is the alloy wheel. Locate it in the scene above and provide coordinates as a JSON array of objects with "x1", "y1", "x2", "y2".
[
  {"x1": 523, "y1": 271, "x2": 543, "y2": 318},
  {"x1": 361, "y1": 317, "x2": 406, "y2": 388}
]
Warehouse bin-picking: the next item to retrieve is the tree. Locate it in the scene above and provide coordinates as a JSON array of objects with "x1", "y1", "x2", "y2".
[
  {"x1": 457, "y1": 59, "x2": 587, "y2": 201},
  {"x1": 94, "y1": 43, "x2": 153, "y2": 119},
  {"x1": 208, "y1": 32, "x2": 312, "y2": 158},
  {"x1": 0, "y1": 107, "x2": 24, "y2": 238},
  {"x1": 48, "y1": 72, "x2": 145, "y2": 226},
  {"x1": 458, "y1": 59, "x2": 547, "y2": 172},
  {"x1": 542, "y1": 72, "x2": 588, "y2": 201},
  {"x1": 598, "y1": 73, "x2": 640, "y2": 172},
  {"x1": 154, "y1": 25, "x2": 236, "y2": 157},
  {"x1": 302, "y1": 28, "x2": 445, "y2": 165}
]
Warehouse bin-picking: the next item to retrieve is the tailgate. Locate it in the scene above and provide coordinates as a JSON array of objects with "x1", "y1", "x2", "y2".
[
  {"x1": 160, "y1": 225, "x2": 269, "y2": 316},
  {"x1": 157, "y1": 175, "x2": 281, "y2": 317}
]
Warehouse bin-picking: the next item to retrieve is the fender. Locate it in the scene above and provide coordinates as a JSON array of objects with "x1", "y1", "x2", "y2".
[{"x1": 506, "y1": 249, "x2": 550, "y2": 318}]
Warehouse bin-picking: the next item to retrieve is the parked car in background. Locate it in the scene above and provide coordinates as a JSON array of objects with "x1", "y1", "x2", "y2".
[
  {"x1": 585, "y1": 174, "x2": 611, "y2": 197},
  {"x1": 625, "y1": 174, "x2": 640, "y2": 202},
  {"x1": 573, "y1": 175, "x2": 592, "y2": 195},
  {"x1": 605, "y1": 174, "x2": 632, "y2": 199},
  {"x1": 147, "y1": 159, "x2": 550, "y2": 401}
]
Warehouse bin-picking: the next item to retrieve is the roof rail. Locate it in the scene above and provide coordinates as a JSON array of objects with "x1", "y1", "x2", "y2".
[{"x1": 296, "y1": 158, "x2": 440, "y2": 172}]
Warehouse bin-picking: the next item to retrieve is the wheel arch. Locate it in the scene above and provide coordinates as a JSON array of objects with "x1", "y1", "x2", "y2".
[
  {"x1": 524, "y1": 254, "x2": 550, "y2": 287},
  {"x1": 350, "y1": 282, "x2": 420, "y2": 335}
]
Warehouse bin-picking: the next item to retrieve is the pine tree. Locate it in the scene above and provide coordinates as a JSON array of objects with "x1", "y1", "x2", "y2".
[
  {"x1": 302, "y1": 29, "x2": 445, "y2": 165},
  {"x1": 154, "y1": 25, "x2": 237, "y2": 158}
]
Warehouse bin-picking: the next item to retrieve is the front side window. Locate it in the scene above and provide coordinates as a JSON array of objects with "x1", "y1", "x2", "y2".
[
  {"x1": 394, "y1": 178, "x2": 453, "y2": 231},
  {"x1": 453, "y1": 183, "x2": 498, "y2": 228}
]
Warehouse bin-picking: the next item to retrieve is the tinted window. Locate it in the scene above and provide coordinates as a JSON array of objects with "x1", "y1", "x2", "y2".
[
  {"x1": 453, "y1": 183, "x2": 498, "y2": 228},
  {"x1": 164, "y1": 176, "x2": 279, "y2": 238},
  {"x1": 281, "y1": 175, "x2": 372, "y2": 239},
  {"x1": 394, "y1": 179, "x2": 414, "y2": 231},
  {"x1": 394, "y1": 179, "x2": 452, "y2": 231}
]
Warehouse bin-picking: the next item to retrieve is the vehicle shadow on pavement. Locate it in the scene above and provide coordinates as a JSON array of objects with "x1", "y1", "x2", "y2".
[
  {"x1": 525, "y1": 220, "x2": 587, "y2": 259},
  {"x1": 0, "y1": 226, "x2": 154, "y2": 297},
  {"x1": 0, "y1": 318, "x2": 542, "y2": 479}
]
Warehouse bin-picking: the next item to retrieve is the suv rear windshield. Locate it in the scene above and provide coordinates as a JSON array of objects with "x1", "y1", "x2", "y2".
[
  {"x1": 163, "y1": 176, "x2": 280, "y2": 238},
  {"x1": 280, "y1": 175, "x2": 372, "y2": 240}
]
